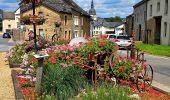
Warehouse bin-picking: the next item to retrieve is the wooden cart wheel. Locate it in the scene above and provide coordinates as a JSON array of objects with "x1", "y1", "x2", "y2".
[
  {"x1": 109, "y1": 53, "x2": 115, "y2": 68},
  {"x1": 136, "y1": 64, "x2": 153, "y2": 92},
  {"x1": 52, "y1": 34, "x2": 59, "y2": 42}
]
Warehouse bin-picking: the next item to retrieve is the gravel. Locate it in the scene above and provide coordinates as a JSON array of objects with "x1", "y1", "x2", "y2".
[{"x1": 0, "y1": 52, "x2": 15, "y2": 100}]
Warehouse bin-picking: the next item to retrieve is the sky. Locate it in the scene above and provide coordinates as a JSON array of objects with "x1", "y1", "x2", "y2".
[{"x1": 0, "y1": 0, "x2": 141, "y2": 18}]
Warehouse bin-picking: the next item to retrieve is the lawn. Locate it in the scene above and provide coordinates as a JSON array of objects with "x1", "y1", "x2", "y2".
[{"x1": 135, "y1": 43, "x2": 170, "y2": 57}]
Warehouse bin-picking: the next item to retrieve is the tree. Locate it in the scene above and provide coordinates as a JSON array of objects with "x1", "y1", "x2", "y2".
[{"x1": 105, "y1": 16, "x2": 122, "y2": 22}]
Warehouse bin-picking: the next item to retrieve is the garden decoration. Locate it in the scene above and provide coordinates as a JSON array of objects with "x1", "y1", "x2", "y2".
[
  {"x1": 109, "y1": 47, "x2": 153, "y2": 92},
  {"x1": 33, "y1": 52, "x2": 49, "y2": 95},
  {"x1": 22, "y1": 0, "x2": 44, "y2": 52}
]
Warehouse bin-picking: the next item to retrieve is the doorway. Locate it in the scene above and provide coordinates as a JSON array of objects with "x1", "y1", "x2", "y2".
[
  {"x1": 155, "y1": 17, "x2": 162, "y2": 44},
  {"x1": 139, "y1": 24, "x2": 142, "y2": 41}
]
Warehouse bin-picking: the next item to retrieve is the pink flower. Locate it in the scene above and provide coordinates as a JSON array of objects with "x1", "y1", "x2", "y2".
[{"x1": 130, "y1": 73, "x2": 135, "y2": 77}]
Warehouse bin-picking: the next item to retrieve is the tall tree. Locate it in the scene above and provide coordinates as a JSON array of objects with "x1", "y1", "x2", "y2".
[{"x1": 105, "y1": 16, "x2": 122, "y2": 22}]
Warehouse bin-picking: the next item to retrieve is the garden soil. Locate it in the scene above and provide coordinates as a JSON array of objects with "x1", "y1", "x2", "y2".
[{"x1": 0, "y1": 52, "x2": 15, "y2": 100}]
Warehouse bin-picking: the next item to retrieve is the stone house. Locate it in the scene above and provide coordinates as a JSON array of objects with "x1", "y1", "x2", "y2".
[
  {"x1": 133, "y1": 0, "x2": 147, "y2": 42},
  {"x1": 2, "y1": 11, "x2": 16, "y2": 34},
  {"x1": 147, "y1": 0, "x2": 170, "y2": 45},
  {"x1": 126, "y1": 14, "x2": 134, "y2": 37},
  {"x1": 20, "y1": 0, "x2": 90, "y2": 40}
]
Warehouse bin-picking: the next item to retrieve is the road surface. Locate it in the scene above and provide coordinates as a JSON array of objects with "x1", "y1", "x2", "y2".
[{"x1": 0, "y1": 35, "x2": 15, "y2": 52}]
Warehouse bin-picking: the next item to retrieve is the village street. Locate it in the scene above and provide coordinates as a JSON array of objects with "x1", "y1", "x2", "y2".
[
  {"x1": 0, "y1": 35, "x2": 15, "y2": 52},
  {"x1": 118, "y1": 50, "x2": 170, "y2": 87}
]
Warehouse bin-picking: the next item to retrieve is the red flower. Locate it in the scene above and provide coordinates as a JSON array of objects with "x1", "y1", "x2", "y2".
[
  {"x1": 44, "y1": 61, "x2": 47, "y2": 65},
  {"x1": 73, "y1": 59, "x2": 80, "y2": 64},
  {"x1": 98, "y1": 41, "x2": 106, "y2": 46},
  {"x1": 87, "y1": 41, "x2": 93, "y2": 45},
  {"x1": 111, "y1": 63, "x2": 116, "y2": 67},
  {"x1": 131, "y1": 64, "x2": 135, "y2": 68},
  {"x1": 119, "y1": 66, "x2": 126, "y2": 70},
  {"x1": 48, "y1": 57, "x2": 57, "y2": 64},
  {"x1": 130, "y1": 73, "x2": 135, "y2": 77},
  {"x1": 119, "y1": 72, "x2": 125, "y2": 75},
  {"x1": 100, "y1": 35, "x2": 108, "y2": 39},
  {"x1": 32, "y1": 58, "x2": 37, "y2": 63},
  {"x1": 142, "y1": 63, "x2": 147, "y2": 68},
  {"x1": 84, "y1": 36, "x2": 89, "y2": 40}
]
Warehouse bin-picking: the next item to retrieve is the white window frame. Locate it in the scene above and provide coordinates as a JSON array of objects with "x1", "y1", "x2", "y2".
[{"x1": 74, "y1": 16, "x2": 79, "y2": 26}]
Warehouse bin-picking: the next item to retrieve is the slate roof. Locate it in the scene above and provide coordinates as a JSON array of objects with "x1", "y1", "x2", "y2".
[
  {"x1": 93, "y1": 18, "x2": 123, "y2": 28},
  {"x1": 3, "y1": 11, "x2": 15, "y2": 20},
  {"x1": 20, "y1": 0, "x2": 89, "y2": 16},
  {"x1": 133, "y1": 0, "x2": 148, "y2": 8}
]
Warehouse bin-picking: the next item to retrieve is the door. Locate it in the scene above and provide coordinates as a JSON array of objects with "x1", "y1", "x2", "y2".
[
  {"x1": 155, "y1": 17, "x2": 161, "y2": 44},
  {"x1": 39, "y1": 29, "x2": 44, "y2": 38},
  {"x1": 139, "y1": 24, "x2": 142, "y2": 41}
]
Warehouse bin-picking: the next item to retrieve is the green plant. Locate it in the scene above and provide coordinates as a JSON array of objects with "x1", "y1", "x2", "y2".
[
  {"x1": 72, "y1": 82, "x2": 132, "y2": 100},
  {"x1": 42, "y1": 60, "x2": 88, "y2": 100},
  {"x1": 79, "y1": 38, "x2": 115, "y2": 57}
]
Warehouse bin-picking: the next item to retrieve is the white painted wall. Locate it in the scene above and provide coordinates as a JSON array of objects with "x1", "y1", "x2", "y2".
[
  {"x1": 115, "y1": 24, "x2": 125, "y2": 35},
  {"x1": 93, "y1": 26, "x2": 115, "y2": 36},
  {"x1": 15, "y1": 8, "x2": 20, "y2": 28}
]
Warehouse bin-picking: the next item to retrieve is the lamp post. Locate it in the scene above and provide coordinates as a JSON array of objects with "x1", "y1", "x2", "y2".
[{"x1": 32, "y1": 1, "x2": 38, "y2": 52}]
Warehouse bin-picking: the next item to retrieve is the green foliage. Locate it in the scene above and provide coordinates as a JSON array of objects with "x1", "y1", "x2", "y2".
[
  {"x1": 105, "y1": 16, "x2": 123, "y2": 22},
  {"x1": 79, "y1": 38, "x2": 115, "y2": 57},
  {"x1": 42, "y1": 60, "x2": 88, "y2": 100},
  {"x1": 72, "y1": 83, "x2": 132, "y2": 100},
  {"x1": 135, "y1": 43, "x2": 170, "y2": 57}
]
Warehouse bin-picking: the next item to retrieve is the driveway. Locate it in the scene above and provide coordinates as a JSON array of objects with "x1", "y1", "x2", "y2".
[
  {"x1": 118, "y1": 50, "x2": 170, "y2": 87},
  {"x1": 0, "y1": 35, "x2": 15, "y2": 52}
]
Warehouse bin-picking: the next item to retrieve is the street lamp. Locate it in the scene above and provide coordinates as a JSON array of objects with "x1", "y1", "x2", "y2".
[{"x1": 22, "y1": 0, "x2": 44, "y2": 52}]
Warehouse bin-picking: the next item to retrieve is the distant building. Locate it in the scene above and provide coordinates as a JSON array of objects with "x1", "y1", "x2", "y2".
[
  {"x1": 147, "y1": 0, "x2": 170, "y2": 45},
  {"x1": 2, "y1": 11, "x2": 16, "y2": 33},
  {"x1": 0, "y1": 9, "x2": 3, "y2": 34},
  {"x1": 93, "y1": 18, "x2": 123, "y2": 36},
  {"x1": 133, "y1": 0, "x2": 147, "y2": 42},
  {"x1": 20, "y1": 0, "x2": 90, "y2": 40},
  {"x1": 126, "y1": 14, "x2": 134, "y2": 36},
  {"x1": 15, "y1": 8, "x2": 20, "y2": 29}
]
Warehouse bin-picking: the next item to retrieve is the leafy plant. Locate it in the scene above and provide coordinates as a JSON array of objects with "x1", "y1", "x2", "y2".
[
  {"x1": 72, "y1": 82, "x2": 132, "y2": 100},
  {"x1": 42, "y1": 60, "x2": 88, "y2": 100}
]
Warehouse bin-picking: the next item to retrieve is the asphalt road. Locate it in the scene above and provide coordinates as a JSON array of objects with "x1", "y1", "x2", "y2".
[
  {"x1": 0, "y1": 35, "x2": 15, "y2": 52},
  {"x1": 118, "y1": 50, "x2": 170, "y2": 87}
]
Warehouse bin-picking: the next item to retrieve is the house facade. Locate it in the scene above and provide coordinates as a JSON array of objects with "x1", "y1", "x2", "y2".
[
  {"x1": 126, "y1": 14, "x2": 134, "y2": 36},
  {"x1": 15, "y1": 8, "x2": 20, "y2": 29},
  {"x1": 2, "y1": 11, "x2": 16, "y2": 34},
  {"x1": 133, "y1": 0, "x2": 147, "y2": 42},
  {"x1": 93, "y1": 19, "x2": 123, "y2": 36},
  {"x1": 147, "y1": 0, "x2": 170, "y2": 45},
  {"x1": 20, "y1": 0, "x2": 90, "y2": 40}
]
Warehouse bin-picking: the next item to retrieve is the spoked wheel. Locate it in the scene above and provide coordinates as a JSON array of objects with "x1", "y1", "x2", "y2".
[
  {"x1": 109, "y1": 53, "x2": 115, "y2": 68},
  {"x1": 136, "y1": 64, "x2": 153, "y2": 92},
  {"x1": 52, "y1": 34, "x2": 59, "y2": 42}
]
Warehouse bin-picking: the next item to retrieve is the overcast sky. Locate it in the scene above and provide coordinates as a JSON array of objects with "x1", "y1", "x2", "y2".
[{"x1": 0, "y1": 0, "x2": 141, "y2": 18}]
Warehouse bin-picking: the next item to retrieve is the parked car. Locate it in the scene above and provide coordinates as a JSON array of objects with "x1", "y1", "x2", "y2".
[
  {"x1": 108, "y1": 35, "x2": 132, "y2": 48},
  {"x1": 2, "y1": 32, "x2": 11, "y2": 38}
]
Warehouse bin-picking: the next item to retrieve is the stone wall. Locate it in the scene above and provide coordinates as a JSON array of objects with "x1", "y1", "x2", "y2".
[{"x1": 21, "y1": 5, "x2": 90, "y2": 40}]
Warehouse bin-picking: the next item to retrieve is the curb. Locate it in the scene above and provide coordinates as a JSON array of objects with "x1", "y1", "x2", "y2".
[
  {"x1": 152, "y1": 81, "x2": 170, "y2": 96},
  {"x1": 11, "y1": 70, "x2": 24, "y2": 100}
]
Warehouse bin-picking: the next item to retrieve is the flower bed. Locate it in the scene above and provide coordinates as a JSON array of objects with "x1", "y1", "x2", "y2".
[{"x1": 8, "y1": 36, "x2": 170, "y2": 99}]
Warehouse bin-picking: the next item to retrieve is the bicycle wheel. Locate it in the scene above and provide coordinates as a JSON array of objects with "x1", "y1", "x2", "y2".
[
  {"x1": 136, "y1": 64, "x2": 153, "y2": 92},
  {"x1": 52, "y1": 34, "x2": 58, "y2": 42},
  {"x1": 143, "y1": 64, "x2": 153, "y2": 86},
  {"x1": 109, "y1": 53, "x2": 115, "y2": 69}
]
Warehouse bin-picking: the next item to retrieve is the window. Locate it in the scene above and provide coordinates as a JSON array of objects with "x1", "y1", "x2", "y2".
[
  {"x1": 38, "y1": 11, "x2": 43, "y2": 15},
  {"x1": 74, "y1": 16, "x2": 79, "y2": 25},
  {"x1": 165, "y1": 0, "x2": 168, "y2": 15},
  {"x1": 74, "y1": 30, "x2": 79, "y2": 37},
  {"x1": 65, "y1": 15, "x2": 67, "y2": 25},
  {"x1": 8, "y1": 25, "x2": 11, "y2": 28},
  {"x1": 65, "y1": 31, "x2": 67, "y2": 38},
  {"x1": 0, "y1": 21, "x2": 2, "y2": 32},
  {"x1": 69, "y1": 30, "x2": 71, "y2": 39},
  {"x1": 157, "y1": 2, "x2": 160, "y2": 12},
  {"x1": 150, "y1": 5, "x2": 152, "y2": 16},
  {"x1": 80, "y1": 17, "x2": 83, "y2": 26},
  {"x1": 164, "y1": 22, "x2": 167, "y2": 37}
]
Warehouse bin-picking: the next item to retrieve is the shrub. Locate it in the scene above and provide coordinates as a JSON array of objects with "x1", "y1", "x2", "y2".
[{"x1": 41, "y1": 60, "x2": 88, "y2": 100}]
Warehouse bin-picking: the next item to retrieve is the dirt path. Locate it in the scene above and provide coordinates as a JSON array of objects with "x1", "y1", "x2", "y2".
[{"x1": 0, "y1": 52, "x2": 15, "y2": 100}]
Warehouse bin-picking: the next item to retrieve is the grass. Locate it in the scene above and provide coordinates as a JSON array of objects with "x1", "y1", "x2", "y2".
[{"x1": 135, "y1": 43, "x2": 170, "y2": 57}]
